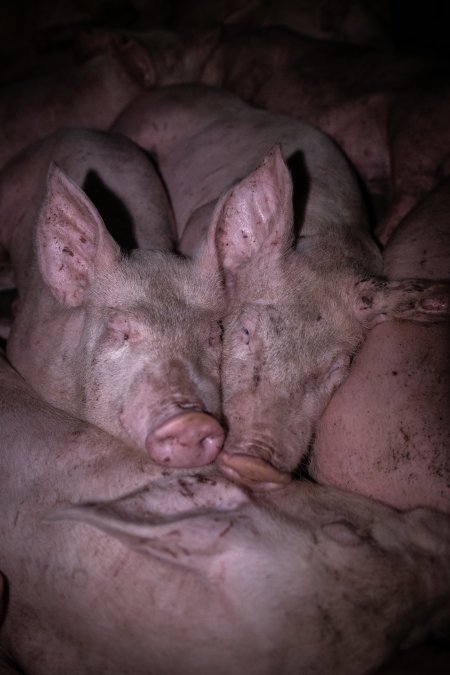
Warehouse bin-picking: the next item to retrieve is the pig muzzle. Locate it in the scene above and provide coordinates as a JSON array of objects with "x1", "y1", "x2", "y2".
[
  {"x1": 217, "y1": 452, "x2": 292, "y2": 491},
  {"x1": 146, "y1": 411, "x2": 225, "y2": 468}
]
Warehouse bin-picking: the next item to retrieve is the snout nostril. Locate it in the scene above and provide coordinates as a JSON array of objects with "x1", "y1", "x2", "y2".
[{"x1": 146, "y1": 412, "x2": 225, "y2": 468}]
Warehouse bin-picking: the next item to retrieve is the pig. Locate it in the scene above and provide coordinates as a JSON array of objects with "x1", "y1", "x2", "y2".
[
  {"x1": 0, "y1": 49, "x2": 142, "y2": 170},
  {"x1": 75, "y1": 25, "x2": 220, "y2": 90},
  {"x1": 112, "y1": 84, "x2": 450, "y2": 488},
  {"x1": 198, "y1": 25, "x2": 449, "y2": 235},
  {"x1": 0, "y1": 128, "x2": 225, "y2": 468},
  {"x1": 379, "y1": 84, "x2": 450, "y2": 242},
  {"x1": 310, "y1": 178, "x2": 450, "y2": 513},
  {"x1": 169, "y1": 0, "x2": 392, "y2": 47},
  {"x1": 0, "y1": 351, "x2": 449, "y2": 675}
]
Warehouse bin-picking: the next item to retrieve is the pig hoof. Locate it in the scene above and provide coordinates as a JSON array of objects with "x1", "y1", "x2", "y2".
[
  {"x1": 217, "y1": 452, "x2": 291, "y2": 491},
  {"x1": 146, "y1": 412, "x2": 224, "y2": 468}
]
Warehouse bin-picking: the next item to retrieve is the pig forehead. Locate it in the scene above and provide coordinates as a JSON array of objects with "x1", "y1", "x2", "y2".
[
  {"x1": 94, "y1": 252, "x2": 222, "y2": 311},
  {"x1": 233, "y1": 296, "x2": 357, "y2": 341}
]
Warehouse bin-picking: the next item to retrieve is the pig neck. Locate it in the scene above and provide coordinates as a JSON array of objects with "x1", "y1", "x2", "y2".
[
  {"x1": 297, "y1": 230, "x2": 383, "y2": 280},
  {"x1": 7, "y1": 276, "x2": 86, "y2": 418}
]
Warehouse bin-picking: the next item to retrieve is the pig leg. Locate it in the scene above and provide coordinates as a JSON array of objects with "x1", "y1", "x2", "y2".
[{"x1": 354, "y1": 278, "x2": 450, "y2": 328}]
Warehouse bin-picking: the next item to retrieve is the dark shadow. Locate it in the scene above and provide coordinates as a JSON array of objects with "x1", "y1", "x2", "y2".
[
  {"x1": 292, "y1": 434, "x2": 316, "y2": 482},
  {"x1": 0, "y1": 288, "x2": 17, "y2": 351},
  {"x1": 82, "y1": 170, "x2": 138, "y2": 251},
  {"x1": 286, "y1": 150, "x2": 311, "y2": 240}
]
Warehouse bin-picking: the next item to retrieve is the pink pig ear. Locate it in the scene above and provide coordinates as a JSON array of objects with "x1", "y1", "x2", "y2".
[
  {"x1": 354, "y1": 277, "x2": 450, "y2": 328},
  {"x1": 36, "y1": 164, "x2": 121, "y2": 307},
  {"x1": 210, "y1": 145, "x2": 294, "y2": 281}
]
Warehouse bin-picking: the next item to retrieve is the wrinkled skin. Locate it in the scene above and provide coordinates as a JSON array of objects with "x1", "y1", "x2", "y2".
[
  {"x1": 112, "y1": 84, "x2": 450, "y2": 488},
  {"x1": 0, "y1": 353, "x2": 449, "y2": 675},
  {"x1": 0, "y1": 129, "x2": 225, "y2": 468},
  {"x1": 311, "y1": 178, "x2": 450, "y2": 512}
]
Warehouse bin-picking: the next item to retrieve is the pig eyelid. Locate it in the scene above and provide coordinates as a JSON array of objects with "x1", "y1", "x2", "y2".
[
  {"x1": 238, "y1": 324, "x2": 254, "y2": 346},
  {"x1": 105, "y1": 310, "x2": 144, "y2": 344}
]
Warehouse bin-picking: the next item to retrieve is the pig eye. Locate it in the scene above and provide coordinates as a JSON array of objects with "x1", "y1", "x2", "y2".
[
  {"x1": 106, "y1": 310, "x2": 142, "y2": 345},
  {"x1": 241, "y1": 326, "x2": 251, "y2": 345}
]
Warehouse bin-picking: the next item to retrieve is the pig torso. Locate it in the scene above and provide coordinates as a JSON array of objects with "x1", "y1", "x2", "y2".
[
  {"x1": 311, "y1": 179, "x2": 450, "y2": 512},
  {"x1": 0, "y1": 353, "x2": 449, "y2": 675}
]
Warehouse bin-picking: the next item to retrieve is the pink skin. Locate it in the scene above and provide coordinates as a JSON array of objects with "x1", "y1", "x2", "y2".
[
  {"x1": 1, "y1": 353, "x2": 450, "y2": 674},
  {"x1": 1, "y1": 129, "x2": 225, "y2": 469},
  {"x1": 112, "y1": 85, "x2": 450, "y2": 489},
  {"x1": 311, "y1": 178, "x2": 450, "y2": 512}
]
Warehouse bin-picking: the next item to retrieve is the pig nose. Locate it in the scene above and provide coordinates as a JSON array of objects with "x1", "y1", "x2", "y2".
[
  {"x1": 146, "y1": 412, "x2": 224, "y2": 468},
  {"x1": 217, "y1": 452, "x2": 292, "y2": 491}
]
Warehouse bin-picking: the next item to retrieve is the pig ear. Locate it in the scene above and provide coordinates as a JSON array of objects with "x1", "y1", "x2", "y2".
[
  {"x1": 36, "y1": 164, "x2": 121, "y2": 307},
  {"x1": 208, "y1": 145, "x2": 294, "y2": 283},
  {"x1": 354, "y1": 277, "x2": 450, "y2": 328}
]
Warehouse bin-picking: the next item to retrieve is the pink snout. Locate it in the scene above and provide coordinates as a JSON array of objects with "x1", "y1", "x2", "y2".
[
  {"x1": 217, "y1": 452, "x2": 292, "y2": 491},
  {"x1": 146, "y1": 412, "x2": 224, "y2": 468}
]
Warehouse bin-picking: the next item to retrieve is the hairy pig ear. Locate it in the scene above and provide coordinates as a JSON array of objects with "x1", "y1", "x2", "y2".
[
  {"x1": 206, "y1": 145, "x2": 294, "y2": 284},
  {"x1": 354, "y1": 277, "x2": 450, "y2": 328},
  {"x1": 36, "y1": 163, "x2": 120, "y2": 307}
]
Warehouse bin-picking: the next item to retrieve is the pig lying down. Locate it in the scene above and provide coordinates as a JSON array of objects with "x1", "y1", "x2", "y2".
[
  {"x1": 311, "y1": 178, "x2": 450, "y2": 513},
  {"x1": 0, "y1": 353, "x2": 449, "y2": 675},
  {"x1": 0, "y1": 129, "x2": 225, "y2": 468},
  {"x1": 112, "y1": 84, "x2": 450, "y2": 488}
]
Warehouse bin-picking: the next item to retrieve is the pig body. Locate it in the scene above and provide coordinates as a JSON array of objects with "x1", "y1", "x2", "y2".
[
  {"x1": 0, "y1": 50, "x2": 142, "y2": 170},
  {"x1": 195, "y1": 25, "x2": 449, "y2": 236},
  {"x1": 0, "y1": 352, "x2": 449, "y2": 674},
  {"x1": 0, "y1": 128, "x2": 225, "y2": 468},
  {"x1": 112, "y1": 84, "x2": 450, "y2": 487},
  {"x1": 311, "y1": 179, "x2": 450, "y2": 512}
]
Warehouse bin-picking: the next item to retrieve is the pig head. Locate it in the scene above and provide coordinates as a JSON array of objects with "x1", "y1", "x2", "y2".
[
  {"x1": 213, "y1": 148, "x2": 450, "y2": 487},
  {"x1": 112, "y1": 86, "x2": 450, "y2": 488},
  {"x1": 1, "y1": 129, "x2": 225, "y2": 468},
  {"x1": 1, "y1": 353, "x2": 449, "y2": 675}
]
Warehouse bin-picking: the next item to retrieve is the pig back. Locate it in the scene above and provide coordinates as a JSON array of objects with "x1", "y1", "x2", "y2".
[
  {"x1": 1, "y1": 352, "x2": 450, "y2": 674},
  {"x1": 112, "y1": 84, "x2": 372, "y2": 259}
]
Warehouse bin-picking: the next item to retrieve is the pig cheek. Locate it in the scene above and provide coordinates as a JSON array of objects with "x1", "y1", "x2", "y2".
[
  {"x1": 117, "y1": 371, "x2": 156, "y2": 451},
  {"x1": 85, "y1": 329, "x2": 149, "y2": 446}
]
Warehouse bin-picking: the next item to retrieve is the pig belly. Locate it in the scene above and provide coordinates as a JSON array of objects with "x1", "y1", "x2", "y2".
[{"x1": 311, "y1": 321, "x2": 450, "y2": 512}]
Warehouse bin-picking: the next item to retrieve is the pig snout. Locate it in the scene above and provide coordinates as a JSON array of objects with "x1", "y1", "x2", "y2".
[
  {"x1": 217, "y1": 451, "x2": 292, "y2": 491},
  {"x1": 146, "y1": 411, "x2": 224, "y2": 468}
]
